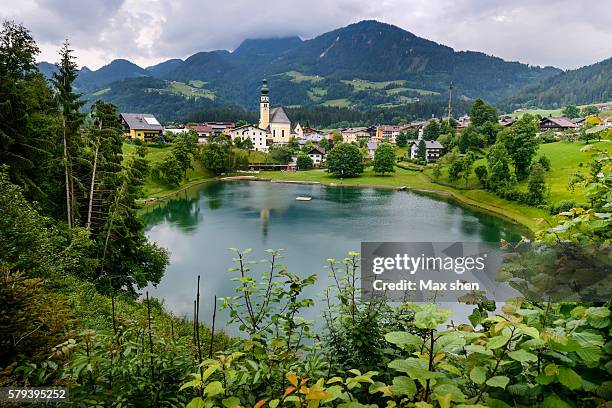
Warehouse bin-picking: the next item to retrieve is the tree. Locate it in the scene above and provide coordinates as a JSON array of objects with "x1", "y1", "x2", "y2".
[
  {"x1": 527, "y1": 163, "x2": 547, "y2": 204},
  {"x1": 423, "y1": 119, "x2": 441, "y2": 141},
  {"x1": 486, "y1": 143, "x2": 514, "y2": 192},
  {"x1": 318, "y1": 138, "x2": 330, "y2": 150},
  {"x1": 288, "y1": 136, "x2": 300, "y2": 151},
  {"x1": 470, "y1": 98, "x2": 498, "y2": 127},
  {"x1": 417, "y1": 140, "x2": 426, "y2": 161},
  {"x1": 296, "y1": 153, "x2": 313, "y2": 170},
  {"x1": 562, "y1": 105, "x2": 581, "y2": 119},
  {"x1": 332, "y1": 131, "x2": 343, "y2": 145},
  {"x1": 326, "y1": 143, "x2": 364, "y2": 178},
  {"x1": 432, "y1": 163, "x2": 442, "y2": 180},
  {"x1": 235, "y1": 119, "x2": 247, "y2": 127},
  {"x1": 0, "y1": 21, "x2": 60, "y2": 209},
  {"x1": 474, "y1": 165, "x2": 488, "y2": 187},
  {"x1": 458, "y1": 125, "x2": 486, "y2": 153},
  {"x1": 498, "y1": 113, "x2": 539, "y2": 180},
  {"x1": 241, "y1": 137, "x2": 254, "y2": 150},
  {"x1": 201, "y1": 136, "x2": 231, "y2": 175},
  {"x1": 396, "y1": 132, "x2": 408, "y2": 147},
  {"x1": 152, "y1": 155, "x2": 183, "y2": 187},
  {"x1": 448, "y1": 156, "x2": 463, "y2": 182},
  {"x1": 581, "y1": 105, "x2": 599, "y2": 117},
  {"x1": 52, "y1": 40, "x2": 85, "y2": 228},
  {"x1": 172, "y1": 130, "x2": 198, "y2": 178},
  {"x1": 462, "y1": 152, "x2": 476, "y2": 187},
  {"x1": 270, "y1": 146, "x2": 293, "y2": 164},
  {"x1": 373, "y1": 142, "x2": 395, "y2": 175}
]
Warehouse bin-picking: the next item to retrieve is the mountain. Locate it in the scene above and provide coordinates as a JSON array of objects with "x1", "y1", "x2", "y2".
[
  {"x1": 501, "y1": 57, "x2": 612, "y2": 110},
  {"x1": 36, "y1": 20, "x2": 566, "y2": 120},
  {"x1": 74, "y1": 59, "x2": 149, "y2": 92},
  {"x1": 146, "y1": 58, "x2": 183, "y2": 77}
]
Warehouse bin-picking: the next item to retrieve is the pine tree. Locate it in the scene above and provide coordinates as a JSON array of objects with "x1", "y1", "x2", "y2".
[{"x1": 52, "y1": 40, "x2": 85, "y2": 228}]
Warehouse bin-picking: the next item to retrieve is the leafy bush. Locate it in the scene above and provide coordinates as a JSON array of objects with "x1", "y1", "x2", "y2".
[
  {"x1": 537, "y1": 154, "x2": 552, "y2": 171},
  {"x1": 474, "y1": 165, "x2": 488, "y2": 187},
  {"x1": 326, "y1": 143, "x2": 364, "y2": 178},
  {"x1": 296, "y1": 153, "x2": 313, "y2": 170}
]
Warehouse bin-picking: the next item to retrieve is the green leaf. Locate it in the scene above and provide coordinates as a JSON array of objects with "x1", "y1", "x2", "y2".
[
  {"x1": 186, "y1": 397, "x2": 206, "y2": 408},
  {"x1": 507, "y1": 349, "x2": 538, "y2": 362},
  {"x1": 204, "y1": 381, "x2": 224, "y2": 397},
  {"x1": 390, "y1": 376, "x2": 416, "y2": 396},
  {"x1": 557, "y1": 367, "x2": 582, "y2": 390},
  {"x1": 414, "y1": 304, "x2": 452, "y2": 329},
  {"x1": 486, "y1": 376, "x2": 510, "y2": 389},
  {"x1": 541, "y1": 394, "x2": 572, "y2": 408},
  {"x1": 384, "y1": 332, "x2": 421, "y2": 348},
  {"x1": 414, "y1": 403, "x2": 433, "y2": 408},
  {"x1": 433, "y1": 384, "x2": 465, "y2": 402},
  {"x1": 486, "y1": 335, "x2": 509, "y2": 350},
  {"x1": 269, "y1": 399, "x2": 279, "y2": 408},
  {"x1": 222, "y1": 397, "x2": 241, "y2": 408},
  {"x1": 434, "y1": 333, "x2": 466, "y2": 353},
  {"x1": 470, "y1": 366, "x2": 487, "y2": 385}
]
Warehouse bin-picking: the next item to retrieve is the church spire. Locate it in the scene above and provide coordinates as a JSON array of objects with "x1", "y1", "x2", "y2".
[{"x1": 259, "y1": 79, "x2": 270, "y2": 129}]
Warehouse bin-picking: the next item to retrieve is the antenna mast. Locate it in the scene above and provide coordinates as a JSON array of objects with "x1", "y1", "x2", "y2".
[{"x1": 447, "y1": 82, "x2": 453, "y2": 126}]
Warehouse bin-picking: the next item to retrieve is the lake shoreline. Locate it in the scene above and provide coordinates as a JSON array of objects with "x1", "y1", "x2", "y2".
[{"x1": 139, "y1": 174, "x2": 535, "y2": 236}]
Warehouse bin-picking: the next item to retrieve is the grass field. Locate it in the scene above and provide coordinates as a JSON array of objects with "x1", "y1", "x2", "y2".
[
  {"x1": 284, "y1": 71, "x2": 323, "y2": 83},
  {"x1": 167, "y1": 81, "x2": 215, "y2": 100},
  {"x1": 123, "y1": 143, "x2": 214, "y2": 199},
  {"x1": 322, "y1": 98, "x2": 352, "y2": 107},
  {"x1": 507, "y1": 101, "x2": 612, "y2": 118}
]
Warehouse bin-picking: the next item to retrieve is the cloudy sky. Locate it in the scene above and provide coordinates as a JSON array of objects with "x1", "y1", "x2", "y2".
[{"x1": 1, "y1": 0, "x2": 611, "y2": 71}]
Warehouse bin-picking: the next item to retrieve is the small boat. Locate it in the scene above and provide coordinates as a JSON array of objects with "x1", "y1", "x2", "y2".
[{"x1": 295, "y1": 196, "x2": 312, "y2": 201}]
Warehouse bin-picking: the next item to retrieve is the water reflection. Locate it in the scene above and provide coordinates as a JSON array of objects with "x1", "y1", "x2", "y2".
[{"x1": 144, "y1": 181, "x2": 525, "y2": 329}]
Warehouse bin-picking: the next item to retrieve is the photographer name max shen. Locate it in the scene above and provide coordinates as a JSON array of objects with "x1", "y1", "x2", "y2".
[{"x1": 372, "y1": 279, "x2": 480, "y2": 291}]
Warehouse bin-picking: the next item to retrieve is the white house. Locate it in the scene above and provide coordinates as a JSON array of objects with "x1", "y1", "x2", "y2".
[
  {"x1": 229, "y1": 125, "x2": 269, "y2": 152},
  {"x1": 410, "y1": 140, "x2": 444, "y2": 162},
  {"x1": 307, "y1": 146, "x2": 326, "y2": 167}
]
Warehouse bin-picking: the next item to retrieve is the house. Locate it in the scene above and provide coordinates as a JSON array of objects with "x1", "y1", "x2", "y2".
[
  {"x1": 294, "y1": 123, "x2": 304, "y2": 139},
  {"x1": 120, "y1": 113, "x2": 164, "y2": 141},
  {"x1": 539, "y1": 117, "x2": 578, "y2": 131},
  {"x1": 186, "y1": 124, "x2": 214, "y2": 143},
  {"x1": 307, "y1": 146, "x2": 326, "y2": 167},
  {"x1": 376, "y1": 125, "x2": 402, "y2": 144},
  {"x1": 258, "y1": 79, "x2": 293, "y2": 145},
  {"x1": 410, "y1": 140, "x2": 444, "y2": 162},
  {"x1": 228, "y1": 125, "x2": 269, "y2": 152},
  {"x1": 366, "y1": 141, "x2": 379, "y2": 159},
  {"x1": 341, "y1": 127, "x2": 371, "y2": 144},
  {"x1": 603, "y1": 116, "x2": 612, "y2": 128},
  {"x1": 499, "y1": 117, "x2": 515, "y2": 127}
]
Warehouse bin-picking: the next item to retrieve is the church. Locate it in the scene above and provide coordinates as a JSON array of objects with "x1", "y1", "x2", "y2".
[
  {"x1": 228, "y1": 79, "x2": 299, "y2": 150},
  {"x1": 258, "y1": 79, "x2": 298, "y2": 145}
]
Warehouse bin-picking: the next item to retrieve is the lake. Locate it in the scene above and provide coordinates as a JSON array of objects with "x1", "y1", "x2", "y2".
[{"x1": 143, "y1": 180, "x2": 524, "y2": 328}]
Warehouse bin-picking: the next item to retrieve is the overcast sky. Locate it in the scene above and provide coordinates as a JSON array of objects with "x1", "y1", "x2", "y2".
[{"x1": 1, "y1": 0, "x2": 611, "y2": 71}]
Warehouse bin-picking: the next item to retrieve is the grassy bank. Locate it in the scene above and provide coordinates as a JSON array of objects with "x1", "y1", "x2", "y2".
[{"x1": 259, "y1": 141, "x2": 609, "y2": 232}]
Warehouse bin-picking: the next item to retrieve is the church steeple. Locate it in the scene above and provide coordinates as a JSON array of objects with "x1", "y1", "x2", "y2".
[{"x1": 259, "y1": 79, "x2": 270, "y2": 129}]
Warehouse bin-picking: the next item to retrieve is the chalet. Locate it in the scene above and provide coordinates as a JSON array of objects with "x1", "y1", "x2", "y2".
[
  {"x1": 539, "y1": 117, "x2": 578, "y2": 131},
  {"x1": 410, "y1": 140, "x2": 444, "y2": 162},
  {"x1": 376, "y1": 125, "x2": 402, "y2": 143},
  {"x1": 120, "y1": 113, "x2": 164, "y2": 141},
  {"x1": 228, "y1": 125, "x2": 269, "y2": 152},
  {"x1": 301, "y1": 132, "x2": 327, "y2": 143},
  {"x1": 307, "y1": 146, "x2": 326, "y2": 167}
]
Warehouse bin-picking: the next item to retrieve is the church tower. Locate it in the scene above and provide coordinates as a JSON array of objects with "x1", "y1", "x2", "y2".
[{"x1": 259, "y1": 79, "x2": 270, "y2": 129}]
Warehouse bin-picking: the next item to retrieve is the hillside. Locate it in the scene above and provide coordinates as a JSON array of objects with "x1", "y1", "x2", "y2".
[
  {"x1": 501, "y1": 57, "x2": 612, "y2": 110},
  {"x1": 36, "y1": 20, "x2": 562, "y2": 120}
]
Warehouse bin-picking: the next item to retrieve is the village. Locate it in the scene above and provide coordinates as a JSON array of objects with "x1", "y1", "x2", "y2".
[{"x1": 119, "y1": 79, "x2": 612, "y2": 172}]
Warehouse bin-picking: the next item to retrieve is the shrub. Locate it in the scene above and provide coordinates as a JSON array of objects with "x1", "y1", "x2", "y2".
[
  {"x1": 538, "y1": 154, "x2": 551, "y2": 171},
  {"x1": 474, "y1": 165, "x2": 488, "y2": 187},
  {"x1": 296, "y1": 153, "x2": 313, "y2": 170}
]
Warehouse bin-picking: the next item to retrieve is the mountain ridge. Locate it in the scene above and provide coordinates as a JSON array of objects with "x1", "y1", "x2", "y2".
[{"x1": 36, "y1": 19, "x2": 591, "y2": 119}]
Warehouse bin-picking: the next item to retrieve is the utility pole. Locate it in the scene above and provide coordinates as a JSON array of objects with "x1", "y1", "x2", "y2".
[{"x1": 447, "y1": 82, "x2": 453, "y2": 126}]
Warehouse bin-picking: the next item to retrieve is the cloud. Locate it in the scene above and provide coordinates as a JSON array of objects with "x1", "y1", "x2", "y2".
[{"x1": 1, "y1": 0, "x2": 610, "y2": 70}]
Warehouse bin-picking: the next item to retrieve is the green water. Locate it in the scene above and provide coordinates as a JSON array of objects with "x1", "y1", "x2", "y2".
[{"x1": 143, "y1": 181, "x2": 524, "y2": 326}]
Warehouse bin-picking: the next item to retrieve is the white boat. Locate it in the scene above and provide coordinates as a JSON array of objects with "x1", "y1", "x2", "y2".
[{"x1": 295, "y1": 196, "x2": 312, "y2": 201}]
